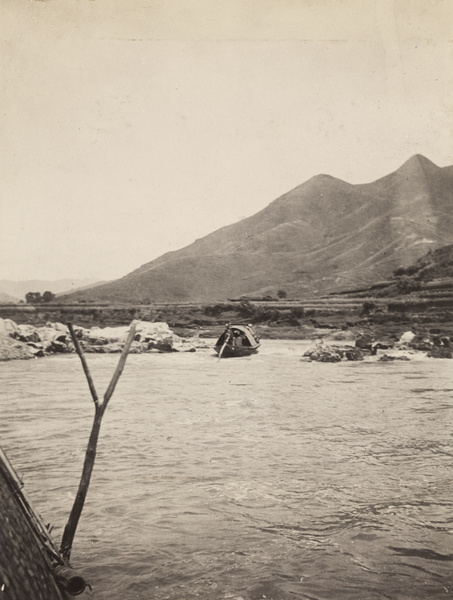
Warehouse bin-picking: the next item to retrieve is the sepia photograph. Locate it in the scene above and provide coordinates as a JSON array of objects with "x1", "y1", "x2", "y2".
[{"x1": 0, "y1": 1, "x2": 452, "y2": 598}]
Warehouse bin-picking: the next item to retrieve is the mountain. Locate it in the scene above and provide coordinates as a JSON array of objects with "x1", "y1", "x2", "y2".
[
  {"x1": 63, "y1": 155, "x2": 453, "y2": 303},
  {"x1": 0, "y1": 279, "x2": 102, "y2": 301}
]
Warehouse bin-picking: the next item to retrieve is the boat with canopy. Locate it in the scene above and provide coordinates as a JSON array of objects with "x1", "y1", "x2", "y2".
[{"x1": 214, "y1": 324, "x2": 260, "y2": 358}]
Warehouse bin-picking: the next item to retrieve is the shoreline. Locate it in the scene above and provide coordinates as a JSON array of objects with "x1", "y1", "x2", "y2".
[{"x1": 1, "y1": 317, "x2": 451, "y2": 362}]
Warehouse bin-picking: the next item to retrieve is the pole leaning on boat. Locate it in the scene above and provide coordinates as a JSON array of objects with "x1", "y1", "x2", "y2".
[{"x1": 217, "y1": 323, "x2": 231, "y2": 361}]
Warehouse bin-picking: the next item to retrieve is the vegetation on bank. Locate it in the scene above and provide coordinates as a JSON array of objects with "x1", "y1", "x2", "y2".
[
  {"x1": 25, "y1": 291, "x2": 56, "y2": 304},
  {"x1": 391, "y1": 244, "x2": 453, "y2": 285},
  {"x1": 0, "y1": 295, "x2": 452, "y2": 344},
  {"x1": 334, "y1": 244, "x2": 453, "y2": 298}
]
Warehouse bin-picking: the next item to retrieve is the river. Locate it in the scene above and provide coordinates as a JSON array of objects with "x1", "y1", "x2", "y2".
[{"x1": 1, "y1": 341, "x2": 452, "y2": 600}]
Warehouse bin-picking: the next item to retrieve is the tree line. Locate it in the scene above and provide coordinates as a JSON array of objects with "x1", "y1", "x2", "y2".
[{"x1": 25, "y1": 291, "x2": 56, "y2": 304}]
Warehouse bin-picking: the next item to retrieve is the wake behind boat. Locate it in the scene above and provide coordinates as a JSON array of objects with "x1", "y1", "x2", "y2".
[{"x1": 215, "y1": 324, "x2": 260, "y2": 358}]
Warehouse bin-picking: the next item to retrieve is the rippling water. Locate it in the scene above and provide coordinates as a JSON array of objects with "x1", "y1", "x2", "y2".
[{"x1": 1, "y1": 341, "x2": 452, "y2": 600}]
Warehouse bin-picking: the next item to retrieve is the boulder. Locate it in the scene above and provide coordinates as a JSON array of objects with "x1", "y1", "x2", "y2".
[
  {"x1": 379, "y1": 354, "x2": 410, "y2": 361},
  {"x1": 86, "y1": 326, "x2": 130, "y2": 344},
  {"x1": 50, "y1": 340, "x2": 68, "y2": 353},
  {"x1": 408, "y1": 333, "x2": 433, "y2": 352},
  {"x1": 89, "y1": 336, "x2": 110, "y2": 346},
  {"x1": 136, "y1": 321, "x2": 173, "y2": 339},
  {"x1": 82, "y1": 322, "x2": 178, "y2": 352},
  {"x1": 147, "y1": 337, "x2": 177, "y2": 353},
  {"x1": 26, "y1": 342, "x2": 45, "y2": 357},
  {"x1": 399, "y1": 331, "x2": 416, "y2": 345},
  {"x1": 306, "y1": 345, "x2": 343, "y2": 362},
  {"x1": 371, "y1": 342, "x2": 390, "y2": 355},
  {"x1": 45, "y1": 321, "x2": 67, "y2": 332},
  {"x1": 311, "y1": 350, "x2": 342, "y2": 362},
  {"x1": 428, "y1": 346, "x2": 452, "y2": 359},
  {"x1": 73, "y1": 326, "x2": 90, "y2": 339},
  {"x1": 303, "y1": 339, "x2": 324, "y2": 357},
  {"x1": 0, "y1": 318, "x2": 19, "y2": 337},
  {"x1": 87, "y1": 345, "x2": 107, "y2": 354},
  {"x1": 128, "y1": 341, "x2": 148, "y2": 354},
  {"x1": 345, "y1": 348, "x2": 364, "y2": 361},
  {"x1": 37, "y1": 327, "x2": 69, "y2": 352},
  {"x1": 355, "y1": 333, "x2": 373, "y2": 351},
  {"x1": 0, "y1": 335, "x2": 34, "y2": 361},
  {"x1": 303, "y1": 339, "x2": 356, "y2": 362},
  {"x1": 14, "y1": 324, "x2": 40, "y2": 343}
]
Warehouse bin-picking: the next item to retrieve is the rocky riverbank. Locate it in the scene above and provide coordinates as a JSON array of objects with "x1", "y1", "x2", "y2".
[
  {"x1": 0, "y1": 317, "x2": 451, "y2": 362},
  {"x1": 299, "y1": 329, "x2": 452, "y2": 362},
  {"x1": 0, "y1": 319, "x2": 210, "y2": 361}
]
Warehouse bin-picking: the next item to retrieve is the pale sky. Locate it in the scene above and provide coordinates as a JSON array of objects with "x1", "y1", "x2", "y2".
[{"x1": 1, "y1": 0, "x2": 452, "y2": 281}]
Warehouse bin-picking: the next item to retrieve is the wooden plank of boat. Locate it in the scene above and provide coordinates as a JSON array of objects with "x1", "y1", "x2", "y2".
[{"x1": 0, "y1": 447, "x2": 90, "y2": 599}]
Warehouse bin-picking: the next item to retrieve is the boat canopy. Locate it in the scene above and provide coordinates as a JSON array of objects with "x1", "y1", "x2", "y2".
[{"x1": 216, "y1": 324, "x2": 259, "y2": 348}]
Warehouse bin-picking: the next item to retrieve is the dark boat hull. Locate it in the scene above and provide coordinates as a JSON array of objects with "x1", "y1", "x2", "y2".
[
  {"x1": 0, "y1": 452, "x2": 67, "y2": 600},
  {"x1": 214, "y1": 343, "x2": 260, "y2": 358},
  {"x1": 0, "y1": 448, "x2": 91, "y2": 599}
]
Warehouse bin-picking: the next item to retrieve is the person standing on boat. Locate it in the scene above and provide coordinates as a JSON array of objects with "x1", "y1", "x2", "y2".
[{"x1": 233, "y1": 329, "x2": 244, "y2": 346}]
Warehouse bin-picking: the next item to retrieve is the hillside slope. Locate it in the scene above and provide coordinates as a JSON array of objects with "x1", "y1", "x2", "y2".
[
  {"x1": 353, "y1": 243, "x2": 453, "y2": 298},
  {"x1": 64, "y1": 155, "x2": 453, "y2": 303}
]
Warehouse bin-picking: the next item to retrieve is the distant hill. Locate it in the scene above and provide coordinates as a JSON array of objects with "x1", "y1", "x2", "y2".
[
  {"x1": 62, "y1": 155, "x2": 453, "y2": 303},
  {"x1": 0, "y1": 292, "x2": 20, "y2": 304},
  {"x1": 55, "y1": 280, "x2": 108, "y2": 297},
  {"x1": 0, "y1": 279, "x2": 103, "y2": 301}
]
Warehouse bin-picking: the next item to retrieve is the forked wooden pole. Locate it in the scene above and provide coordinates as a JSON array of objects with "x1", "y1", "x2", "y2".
[{"x1": 60, "y1": 321, "x2": 137, "y2": 562}]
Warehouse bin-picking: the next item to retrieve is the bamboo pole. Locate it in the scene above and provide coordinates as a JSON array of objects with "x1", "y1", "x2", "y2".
[
  {"x1": 60, "y1": 321, "x2": 137, "y2": 562},
  {"x1": 217, "y1": 324, "x2": 231, "y2": 361}
]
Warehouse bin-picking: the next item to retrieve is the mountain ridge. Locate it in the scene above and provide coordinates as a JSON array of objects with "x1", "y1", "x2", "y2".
[{"x1": 62, "y1": 155, "x2": 453, "y2": 303}]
